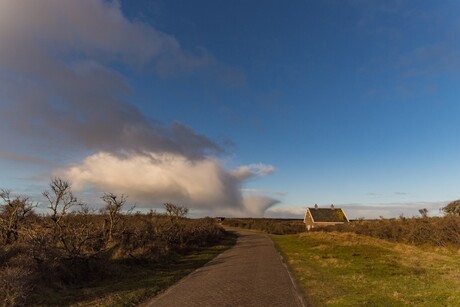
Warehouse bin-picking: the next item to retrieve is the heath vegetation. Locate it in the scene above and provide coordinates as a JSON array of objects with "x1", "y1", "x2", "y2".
[
  {"x1": 318, "y1": 203, "x2": 460, "y2": 248},
  {"x1": 223, "y1": 218, "x2": 305, "y2": 235},
  {"x1": 0, "y1": 178, "x2": 229, "y2": 306}
]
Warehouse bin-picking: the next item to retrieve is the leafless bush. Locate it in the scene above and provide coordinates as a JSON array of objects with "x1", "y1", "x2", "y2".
[
  {"x1": 223, "y1": 218, "x2": 305, "y2": 234},
  {"x1": 113, "y1": 212, "x2": 224, "y2": 260},
  {"x1": 164, "y1": 203, "x2": 189, "y2": 219},
  {"x1": 0, "y1": 179, "x2": 227, "y2": 305},
  {"x1": 320, "y1": 216, "x2": 460, "y2": 247},
  {"x1": 0, "y1": 265, "x2": 33, "y2": 306},
  {"x1": 0, "y1": 190, "x2": 35, "y2": 244},
  {"x1": 41, "y1": 179, "x2": 108, "y2": 262},
  {"x1": 101, "y1": 193, "x2": 126, "y2": 244}
]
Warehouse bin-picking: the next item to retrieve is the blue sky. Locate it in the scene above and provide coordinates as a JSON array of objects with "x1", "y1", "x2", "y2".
[{"x1": 1, "y1": 0, "x2": 459, "y2": 218}]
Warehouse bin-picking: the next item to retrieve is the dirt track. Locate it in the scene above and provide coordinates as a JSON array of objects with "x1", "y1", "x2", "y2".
[{"x1": 146, "y1": 229, "x2": 306, "y2": 307}]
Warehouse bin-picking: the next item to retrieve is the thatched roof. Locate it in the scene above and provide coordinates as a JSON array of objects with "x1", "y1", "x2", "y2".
[{"x1": 307, "y1": 208, "x2": 348, "y2": 223}]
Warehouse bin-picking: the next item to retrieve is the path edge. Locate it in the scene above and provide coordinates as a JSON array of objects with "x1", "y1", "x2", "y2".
[
  {"x1": 270, "y1": 234, "x2": 308, "y2": 307},
  {"x1": 141, "y1": 231, "x2": 238, "y2": 307}
]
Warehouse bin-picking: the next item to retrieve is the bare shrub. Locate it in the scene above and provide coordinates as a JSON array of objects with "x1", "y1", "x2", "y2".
[
  {"x1": 113, "y1": 213, "x2": 225, "y2": 260},
  {"x1": 223, "y1": 218, "x2": 305, "y2": 234},
  {"x1": 0, "y1": 180, "x2": 228, "y2": 305},
  {"x1": 321, "y1": 216, "x2": 460, "y2": 248},
  {"x1": 164, "y1": 203, "x2": 189, "y2": 219},
  {"x1": 0, "y1": 265, "x2": 33, "y2": 306},
  {"x1": 0, "y1": 190, "x2": 35, "y2": 244},
  {"x1": 42, "y1": 179, "x2": 106, "y2": 261},
  {"x1": 101, "y1": 193, "x2": 126, "y2": 244}
]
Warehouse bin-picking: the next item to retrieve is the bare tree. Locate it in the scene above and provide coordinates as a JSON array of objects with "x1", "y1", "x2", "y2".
[
  {"x1": 101, "y1": 193, "x2": 126, "y2": 243},
  {"x1": 0, "y1": 189, "x2": 36, "y2": 244},
  {"x1": 43, "y1": 178, "x2": 86, "y2": 257},
  {"x1": 43, "y1": 178, "x2": 79, "y2": 225},
  {"x1": 164, "y1": 203, "x2": 188, "y2": 219}
]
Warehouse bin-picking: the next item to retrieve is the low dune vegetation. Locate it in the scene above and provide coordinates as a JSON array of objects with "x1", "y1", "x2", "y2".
[
  {"x1": 318, "y1": 215, "x2": 460, "y2": 248},
  {"x1": 0, "y1": 178, "x2": 232, "y2": 306},
  {"x1": 222, "y1": 218, "x2": 305, "y2": 234}
]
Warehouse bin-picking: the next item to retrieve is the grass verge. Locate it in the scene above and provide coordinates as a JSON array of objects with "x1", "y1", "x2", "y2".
[
  {"x1": 273, "y1": 231, "x2": 460, "y2": 306},
  {"x1": 30, "y1": 232, "x2": 237, "y2": 307}
]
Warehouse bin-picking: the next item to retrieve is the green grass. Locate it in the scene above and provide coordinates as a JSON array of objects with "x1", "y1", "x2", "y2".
[
  {"x1": 273, "y1": 231, "x2": 460, "y2": 307},
  {"x1": 30, "y1": 232, "x2": 237, "y2": 307}
]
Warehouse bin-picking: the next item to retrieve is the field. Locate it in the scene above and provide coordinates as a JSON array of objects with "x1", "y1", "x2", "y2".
[{"x1": 273, "y1": 231, "x2": 460, "y2": 306}]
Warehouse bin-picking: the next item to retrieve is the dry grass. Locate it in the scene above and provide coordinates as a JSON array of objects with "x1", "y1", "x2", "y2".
[{"x1": 273, "y1": 231, "x2": 460, "y2": 306}]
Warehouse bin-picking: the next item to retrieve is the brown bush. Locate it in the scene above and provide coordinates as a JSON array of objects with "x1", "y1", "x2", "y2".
[
  {"x1": 320, "y1": 216, "x2": 460, "y2": 248},
  {"x1": 0, "y1": 182, "x2": 226, "y2": 305},
  {"x1": 223, "y1": 218, "x2": 305, "y2": 234},
  {"x1": 0, "y1": 265, "x2": 33, "y2": 306}
]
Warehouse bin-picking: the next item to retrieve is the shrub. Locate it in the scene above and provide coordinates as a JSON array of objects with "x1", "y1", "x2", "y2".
[
  {"x1": 223, "y1": 218, "x2": 305, "y2": 234},
  {"x1": 320, "y1": 216, "x2": 460, "y2": 248},
  {"x1": 442, "y1": 200, "x2": 460, "y2": 216},
  {"x1": 0, "y1": 180, "x2": 227, "y2": 305},
  {"x1": 0, "y1": 265, "x2": 33, "y2": 306}
]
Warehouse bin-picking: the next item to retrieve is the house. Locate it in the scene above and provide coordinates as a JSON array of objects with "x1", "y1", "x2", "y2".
[{"x1": 304, "y1": 204, "x2": 349, "y2": 230}]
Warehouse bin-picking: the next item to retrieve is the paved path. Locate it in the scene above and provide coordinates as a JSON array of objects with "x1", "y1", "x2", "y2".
[{"x1": 146, "y1": 229, "x2": 306, "y2": 307}]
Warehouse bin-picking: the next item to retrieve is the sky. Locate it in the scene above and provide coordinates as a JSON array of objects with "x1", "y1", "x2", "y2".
[{"x1": 1, "y1": 0, "x2": 460, "y2": 218}]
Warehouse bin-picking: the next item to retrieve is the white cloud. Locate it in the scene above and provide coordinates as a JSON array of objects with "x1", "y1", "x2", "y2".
[
  {"x1": 232, "y1": 163, "x2": 276, "y2": 181},
  {"x1": 61, "y1": 152, "x2": 240, "y2": 209},
  {"x1": 59, "y1": 151, "x2": 279, "y2": 216}
]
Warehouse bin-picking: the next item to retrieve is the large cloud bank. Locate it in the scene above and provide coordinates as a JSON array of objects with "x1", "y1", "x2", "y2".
[
  {"x1": 0, "y1": 0, "x2": 230, "y2": 157},
  {"x1": 60, "y1": 152, "x2": 277, "y2": 216},
  {"x1": 0, "y1": 0, "x2": 276, "y2": 216}
]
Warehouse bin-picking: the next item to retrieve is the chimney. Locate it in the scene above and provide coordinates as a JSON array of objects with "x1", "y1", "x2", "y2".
[
  {"x1": 331, "y1": 204, "x2": 335, "y2": 210},
  {"x1": 314, "y1": 204, "x2": 318, "y2": 210}
]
